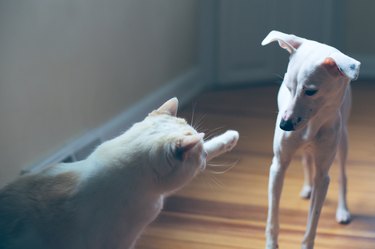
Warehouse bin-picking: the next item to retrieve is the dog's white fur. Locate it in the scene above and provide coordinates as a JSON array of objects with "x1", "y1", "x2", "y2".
[{"x1": 262, "y1": 31, "x2": 360, "y2": 249}]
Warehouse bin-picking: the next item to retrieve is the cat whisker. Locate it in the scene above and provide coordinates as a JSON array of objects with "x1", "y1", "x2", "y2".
[
  {"x1": 207, "y1": 160, "x2": 239, "y2": 174},
  {"x1": 196, "y1": 173, "x2": 213, "y2": 190},
  {"x1": 198, "y1": 174, "x2": 217, "y2": 192},
  {"x1": 207, "y1": 162, "x2": 233, "y2": 167},
  {"x1": 274, "y1": 73, "x2": 284, "y2": 81},
  {"x1": 273, "y1": 73, "x2": 284, "y2": 84},
  {"x1": 199, "y1": 128, "x2": 210, "y2": 135},
  {"x1": 204, "y1": 126, "x2": 226, "y2": 141},
  {"x1": 190, "y1": 102, "x2": 197, "y2": 127},
  {"x1": 193, "y1": 114, "x2": 207, "y2": 131},
  {"x1": 206, "y1": 173, "x2": 224, "y2": 189}
]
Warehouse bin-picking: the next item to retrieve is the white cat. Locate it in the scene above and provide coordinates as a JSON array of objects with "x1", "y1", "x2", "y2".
[{"x1": 0, "y1": 97, "x2": 239, "y2": 249}]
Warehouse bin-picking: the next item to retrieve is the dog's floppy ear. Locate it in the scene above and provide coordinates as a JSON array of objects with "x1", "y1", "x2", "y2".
[
  {"x1": 322, "y1": 52, "x2": 361, "y2": 80},
  {"x1": 261, "y1": 30, "x2": 304, "y2": 54}
]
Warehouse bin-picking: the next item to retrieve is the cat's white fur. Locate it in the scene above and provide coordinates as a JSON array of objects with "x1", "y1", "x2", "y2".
[{"x1": 0, "y1": 98, "x2": 239, "y2": 249}]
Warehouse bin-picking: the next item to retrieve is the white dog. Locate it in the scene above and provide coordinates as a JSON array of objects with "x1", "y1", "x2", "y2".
[{"x1": 261, "y1": 31, "x2": 360, "y2": 249}]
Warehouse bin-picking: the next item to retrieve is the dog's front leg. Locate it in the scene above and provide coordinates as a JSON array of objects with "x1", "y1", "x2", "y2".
[
  {"x1": 301, "y1": 170, "x2": 330, "y2": 249},
  {"x1": 266, "y1": 157, "x2": 287, "y2": 249},
  {"x1": 300, "y1": 151, "x2": 314, "y2": 199},
  {"x1": 302, "y1": 133, "x2": 338, "y2": 249},
  {"x1": 266, "y1": 133, "x2": 296, "y2": 249}
]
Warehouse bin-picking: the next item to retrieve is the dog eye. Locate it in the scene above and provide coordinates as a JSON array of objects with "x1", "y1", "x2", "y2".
[{"x1": 304, "y1": 89, "x2": 318, "y2": 96}]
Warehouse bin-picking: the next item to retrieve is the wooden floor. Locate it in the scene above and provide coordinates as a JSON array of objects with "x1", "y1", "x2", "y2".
[{"x1": 137, "y1": 82, "x2": 375, "y2": 249}]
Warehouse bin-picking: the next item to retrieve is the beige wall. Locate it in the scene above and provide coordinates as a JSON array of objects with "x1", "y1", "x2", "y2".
[{"x1": 0, "y1": 0, "x2": 200, "y2": 185}]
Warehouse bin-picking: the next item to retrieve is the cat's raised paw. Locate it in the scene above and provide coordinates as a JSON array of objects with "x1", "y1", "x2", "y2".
[
  {"x1": 204, "y1": 130, "x2": 239, "y2": 161},
  {"x1": 221, "y1": 130, "x2": 239, "y2": 152}
]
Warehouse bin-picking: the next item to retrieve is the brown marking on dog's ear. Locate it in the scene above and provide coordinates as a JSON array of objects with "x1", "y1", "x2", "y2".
[
  {"x1": 323, "y1": 57, "x2": 336, "y2": 67},
  {"x1": 322, "y1": 57, "x2": 344, "y2": 77},
  {"x1": 322, "y1": 53, "x2": 361, "y2": 80}
]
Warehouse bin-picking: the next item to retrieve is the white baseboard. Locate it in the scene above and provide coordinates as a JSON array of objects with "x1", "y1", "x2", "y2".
[{"x1": 24, "y1": 67, "x2": 208, "y2": 173}]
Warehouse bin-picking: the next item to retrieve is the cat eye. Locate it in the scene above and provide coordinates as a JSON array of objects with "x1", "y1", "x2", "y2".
[{"x1": 304, "y1": 89, "x2": 318, "y2": 96}]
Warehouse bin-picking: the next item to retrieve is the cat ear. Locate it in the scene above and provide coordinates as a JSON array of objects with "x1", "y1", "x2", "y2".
[
  {"x1": 322, "y1": 52, "x2": 360, "y2": 80},
  {"x1": 261, "y1": 30, "x2": 305, "y2": 54},
  {"x1": 175, "y1": 133, "x2": 204, "y2": 161},
  {"x1": 156, "y1": 97, "x2": 178, "y2": 116}
]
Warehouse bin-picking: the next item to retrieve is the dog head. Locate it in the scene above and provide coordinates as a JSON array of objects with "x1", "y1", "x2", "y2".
[{"x1": 262, "y1": 30, "x2": 361, "y2": 131}]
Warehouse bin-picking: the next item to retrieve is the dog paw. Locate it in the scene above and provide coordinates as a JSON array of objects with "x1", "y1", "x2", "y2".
[
  {"x1": 301, "y1": 244, "x2": 313, "y2": 249},
  {"x1": 299, "y1": 185, "x2": 312, "y2": 199},
  {"x1": 265, "y1": 243, "x2": 279, "y2": 249},
  {"x1": 265, "y1": 237, "x2": 279, "y2": 249},
  {"x1": 336, "y1": 208, "x2": 351, "y2": 224}
]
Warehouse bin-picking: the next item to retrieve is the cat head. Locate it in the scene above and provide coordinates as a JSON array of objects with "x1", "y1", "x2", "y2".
[
  {"x1": 132, "y1": 98, "x2": 206, "y2": 194},
  {"x1": 111, "y1": 98, "x2": 207, "y2": 193}
]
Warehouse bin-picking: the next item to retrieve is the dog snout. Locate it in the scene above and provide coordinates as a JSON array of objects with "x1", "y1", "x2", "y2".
[
  {"x1": 279, "y1": 119, "x2": 294, "y2": 131},
  {"x1": 279, "y1": 116, "x2": 303, "y2": 131}
]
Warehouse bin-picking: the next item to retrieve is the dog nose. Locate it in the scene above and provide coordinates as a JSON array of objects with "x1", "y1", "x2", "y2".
[{"x1": 279, "y1": 119, "x2": 295, "y2": 131}]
